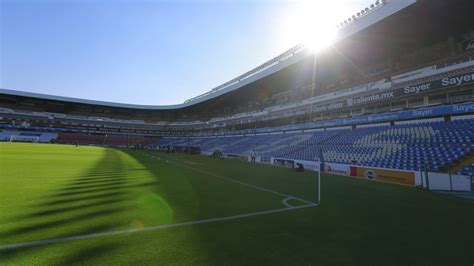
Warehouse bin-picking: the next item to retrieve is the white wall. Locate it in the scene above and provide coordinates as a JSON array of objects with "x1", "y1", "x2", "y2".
[{"x1": 424, "y1": 172, "x2": 472, "y2": 191}]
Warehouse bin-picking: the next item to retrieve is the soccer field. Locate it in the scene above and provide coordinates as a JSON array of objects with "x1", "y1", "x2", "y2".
[{"x1": 0, "y1": 143, "x2": 472, "y2": 265}]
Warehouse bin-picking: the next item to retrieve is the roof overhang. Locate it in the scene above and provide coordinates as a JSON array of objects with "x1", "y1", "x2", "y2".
[{"x1": 0, "y1": 0, "x2": 416, "y2": 111}]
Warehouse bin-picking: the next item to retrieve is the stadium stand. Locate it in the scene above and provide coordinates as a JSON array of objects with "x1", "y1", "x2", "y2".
[
  {"x1": 1, "y1": 51, "x2": 473, "y2": 135},
  {"x1": 0, "y1": 130, "x2": 58, "y2": 143},
  {"x1": 150, "y1": 119, "x2": 474, "y2": 172},
  {"x1": 53, "y1": 132, "x2": 158, "y2": 146},
  {"x1": 459, "y1": 163, "x2": 474, "y2": 176},
  {"x1": 1, "y1": 0, "x2": 473, "y2": 176},
  {"x1": 322, "y1": 120, "x2": 474, "y2": 171}
]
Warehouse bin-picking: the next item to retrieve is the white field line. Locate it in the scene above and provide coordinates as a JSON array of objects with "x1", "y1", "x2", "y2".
[
  {"x1": 182, "y1": 160, "x2": 198, "y2": 165},
  {"x1": 142, "y1": 152, "x2": 316, "y2": 206},
  {"x1": 281, "y1": 197, "x2": 295, "y2": 208},
  {"x1": 0, "y1": 204, "x2": 315, "y2": 250}
]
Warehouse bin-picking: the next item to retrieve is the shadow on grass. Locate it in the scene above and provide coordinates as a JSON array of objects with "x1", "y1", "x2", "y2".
[
  {"x1": 24, "y1": 197, "x2": 129, "y2": 218},
  {"x1": 57, "y1": 243, "x2": 122, "y2": 265},
  {"x1": 50, "y1": 181, "x2": 157, "y2": 197},
  {"x1": 61, "y1": 179, "x2": 129, "y2": 190},
  {"x1": 1, "y1": 207, "x2": 127, "y2": 237},
  {"x1": 37, "y1": 191, "x2": 124, "y2": 207},
  {"x1": 0, "y1": 148, "x2": 139, "y2": 263},
  {"x1": 3, "y1": 147, "x2": 208, "y2": 264}
]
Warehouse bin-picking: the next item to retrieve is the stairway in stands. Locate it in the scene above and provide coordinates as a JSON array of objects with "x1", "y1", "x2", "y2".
[
  {"x1": 277, "y1": 130, "x2": 348, "y2": 161},
  {"x1": 316, "y1": 130, "x2": 351, "y2": 162}
]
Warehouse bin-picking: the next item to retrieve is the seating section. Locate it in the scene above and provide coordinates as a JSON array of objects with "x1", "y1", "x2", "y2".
[
  {"x1": 151, "y1": 119, "x2": 474, "y2": 173},
  {"x1": 458, "y1": 163, "x2": 474, "y2": 176},
  {"x1": 322, "y1": 120, "x2": 474, "y2": 171},
  {"x1": 3, "y1": 119, "x2": 473, "y2": 174},
  {"x1": 0, "y1": 131, "x2": 58, "y2": 142},
  {"x1": 151, "y1": 130, "x2": 344, "y2": 160},
  {"x1": 54, "y1": 132, "x2": 158, "y2": 146}
]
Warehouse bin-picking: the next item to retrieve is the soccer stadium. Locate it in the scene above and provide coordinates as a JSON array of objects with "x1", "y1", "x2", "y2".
[{"x1": 1, "y1": 0, "x2": 474, "y2": 265}]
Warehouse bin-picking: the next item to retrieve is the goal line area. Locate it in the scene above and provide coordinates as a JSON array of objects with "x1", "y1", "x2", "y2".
[{"x1": 0, "y1": 150, "x2": 319, "y2": 251}]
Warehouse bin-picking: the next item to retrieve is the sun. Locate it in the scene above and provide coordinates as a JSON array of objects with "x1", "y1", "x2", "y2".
[{"x1": 281, "y1": 1, "x2": 344, "y2": 52}]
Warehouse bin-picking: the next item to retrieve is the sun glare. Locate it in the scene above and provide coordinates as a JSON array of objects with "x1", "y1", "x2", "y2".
[{"x1": 281, "y1": 1, "x2": 344, "y2": 52}]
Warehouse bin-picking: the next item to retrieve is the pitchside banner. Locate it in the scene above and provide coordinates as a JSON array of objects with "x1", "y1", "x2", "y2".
[
  {"x1": 271, "y1": 158, "x2": 320, "y2": 171},
  {"x1": 273, "y1": 158, "x2": 295, "y2": 168},
  {"x1": 324, "y1": 163, "x2": 350, "y2": 176},
  {"x1": 318, "y1": 162, "x2": 416, "y2": 187},
  {"x1": 225, "y1": 154, "x2": 249, "y2": 162},
  {"x1": 351, "y1": 167, "x2": 415, "y2": 186},
  {"x1": 294, "y1": 160, "x2": 320, "y2": 172}
]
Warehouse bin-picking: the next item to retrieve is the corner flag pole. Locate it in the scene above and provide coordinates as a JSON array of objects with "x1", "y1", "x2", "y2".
[
  {"x1": 310, "y1": 49, "x2": 321, "y2": 205},
  {"x1": 317, "y1": 144, "x2": 322, "y2": 205}
]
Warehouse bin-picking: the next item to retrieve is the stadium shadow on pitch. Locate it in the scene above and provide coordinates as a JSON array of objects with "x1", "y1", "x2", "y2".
[
  {"x1": 37, "y1": 191, "x2": 124, "y2": 206},
  {"x1": 60, "y1": 179, "x2": 135, "y2": 191},
  {"x1": 0, "y1": 149, "x2": 139, "y2": 263},
  {"x1": 2, "y1": 148, "x2": 207, "y2": 264},
  {"x1": 65, "y1": 178, "x2": 129, "y2": 188},
  {"x1": 49, "y1": 181, "x2": 158, "y2": 197},
  {"x1": 0, "y1": 207, "x2": 128, "y2": 238},
  {"x1": 23, "y1": 197, "x2": 129, "y2": 218},
  {"x1": 58, "y1": 243, "x2": 122, "y2": 265},
  {"x1": 68, "y1": 178, "x2": 129, "y2": 186}
]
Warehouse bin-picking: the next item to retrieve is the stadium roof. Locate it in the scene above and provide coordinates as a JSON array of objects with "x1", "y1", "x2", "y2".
[{"x1": 0, "y1": 0, "x2": 416, "y2": 110}]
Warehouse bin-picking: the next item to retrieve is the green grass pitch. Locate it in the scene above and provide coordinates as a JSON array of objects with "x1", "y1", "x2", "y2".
[{"x1": 0, "y1": 142, "x2": 473, "y2": 265}]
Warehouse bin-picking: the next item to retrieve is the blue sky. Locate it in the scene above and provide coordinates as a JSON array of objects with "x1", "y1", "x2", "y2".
[{"x1": 0, "y1": 0, "x2": 372, "y2": 105}]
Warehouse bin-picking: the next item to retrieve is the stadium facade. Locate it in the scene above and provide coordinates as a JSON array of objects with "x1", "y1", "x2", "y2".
[{"x1": 1, "y1": 0, "x2": 474, "y2": 179}]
